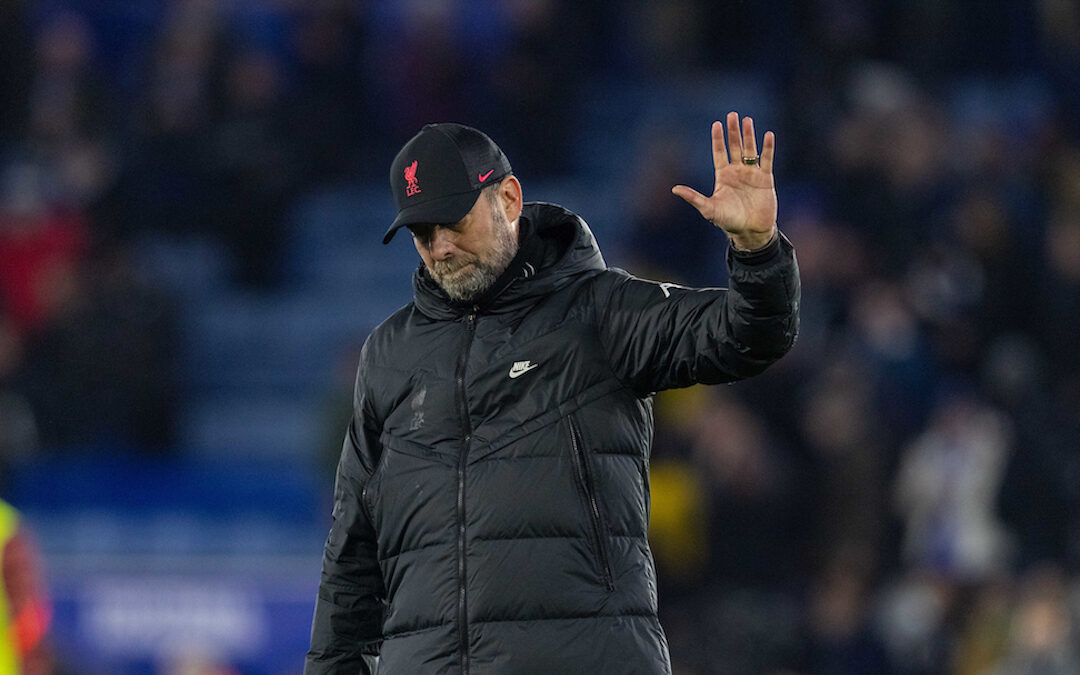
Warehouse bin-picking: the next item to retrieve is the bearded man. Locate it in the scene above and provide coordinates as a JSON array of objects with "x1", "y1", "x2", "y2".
[{"x1": 306, "y1": 115, "x2": 800, "y2": 674}]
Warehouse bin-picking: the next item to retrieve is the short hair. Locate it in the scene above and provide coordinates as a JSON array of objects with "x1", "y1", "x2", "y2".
[{"x1": 482, "y1": 181, "x2": 502, "y2": 208}]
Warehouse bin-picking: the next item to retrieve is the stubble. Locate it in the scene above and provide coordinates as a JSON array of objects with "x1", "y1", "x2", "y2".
[{"x1": 428, "y1": 204, "x2": 518, "y2": 302}]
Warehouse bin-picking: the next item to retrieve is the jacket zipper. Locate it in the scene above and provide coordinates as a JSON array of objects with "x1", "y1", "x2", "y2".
[
  {"x1": 456, "y1": 307, "x2": 478, "y2": 675},
  {"x1": 567, "y1": 413, "x2": 615, "y2": 591}
]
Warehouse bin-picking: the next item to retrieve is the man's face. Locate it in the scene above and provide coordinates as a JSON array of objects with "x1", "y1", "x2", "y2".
[{"x1": 410, "y1": 183, "x2": 519, "y2": 302}]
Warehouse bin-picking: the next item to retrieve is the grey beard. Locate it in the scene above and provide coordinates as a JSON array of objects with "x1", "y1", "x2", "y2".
[{"x1": 429, "y1": 216, "x2": 518, "y2": 302}]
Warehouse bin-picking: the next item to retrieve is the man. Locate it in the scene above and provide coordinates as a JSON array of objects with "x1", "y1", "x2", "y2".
[{"x1": 306, "y1": 113, "x2": 800, "y2": 674}]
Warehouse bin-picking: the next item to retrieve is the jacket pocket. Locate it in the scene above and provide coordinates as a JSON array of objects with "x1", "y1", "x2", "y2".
[
  {"x1": 360, "y1": 481, "x2": 376, "y2": 526},
  {"x1": 567, "y1": 413, "x2": 615, "y2": 591}
]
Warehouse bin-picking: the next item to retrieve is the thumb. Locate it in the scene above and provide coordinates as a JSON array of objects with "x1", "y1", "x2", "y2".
[{"x1": 671, "y1": 185, "x2": 708, "y2": 211}]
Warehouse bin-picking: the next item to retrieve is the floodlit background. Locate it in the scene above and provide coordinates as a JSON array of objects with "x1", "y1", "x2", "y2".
[{"x1": 1, "y1": 1, "x2": 1079, "y2": 673}]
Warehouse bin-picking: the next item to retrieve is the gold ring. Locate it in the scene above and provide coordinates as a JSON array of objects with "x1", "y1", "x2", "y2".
[{"x1": 742, "y1": 156, "x2": 759, "y2": 166}]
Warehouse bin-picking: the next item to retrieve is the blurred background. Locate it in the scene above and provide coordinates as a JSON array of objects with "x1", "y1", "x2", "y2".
[{"x1": 0, "y1": 0, "x2": 1078, "y2": 673}]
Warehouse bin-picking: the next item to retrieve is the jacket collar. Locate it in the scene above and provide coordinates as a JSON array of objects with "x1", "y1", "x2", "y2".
[{"x1": 412, "y1": 202, "x2": 606, "y2": 320}]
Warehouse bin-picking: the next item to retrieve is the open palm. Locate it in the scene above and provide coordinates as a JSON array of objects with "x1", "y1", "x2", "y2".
[{"x1": 672, "y1": 112, "x2": 778, "y2": 251}]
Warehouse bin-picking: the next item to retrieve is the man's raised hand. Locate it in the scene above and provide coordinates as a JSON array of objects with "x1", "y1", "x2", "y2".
[{"x1": 671, "y1": 112, "x2": 778, "y2": 251}]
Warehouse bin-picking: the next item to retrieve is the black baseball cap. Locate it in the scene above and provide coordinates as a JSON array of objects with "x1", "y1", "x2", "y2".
[{"x1": 383, "y1": 123, "x2": 512, "y2": 244}]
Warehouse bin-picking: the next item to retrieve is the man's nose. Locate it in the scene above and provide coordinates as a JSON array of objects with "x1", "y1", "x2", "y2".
[{"x1": 429, "y1": 228, "x2": 456, "y2": 260}]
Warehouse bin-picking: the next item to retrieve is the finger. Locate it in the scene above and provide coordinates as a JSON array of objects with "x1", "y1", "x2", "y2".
[
  {"x1": 711, "y1": 120, "x2": 728, "y2": 170},
  {"x1": 671, "y1": 185, "x2": 710, "y2": 214},
  {"x1": 742, "y1": 116, "x2": 758, "y2": 162},
  {"x1": 711, "y1": 121, "x2": 728, "y2": 192},
  {"x1": 760, "y1": 130, "x2": 775, "y2": 173},
  {"x1": 725, "y1": 112, "x2": 743, "y2": 165}
]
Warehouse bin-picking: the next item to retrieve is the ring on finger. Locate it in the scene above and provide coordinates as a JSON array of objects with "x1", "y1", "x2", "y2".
[{"x1": 742, "y1": 155, "x2": 759, "y2": 166}]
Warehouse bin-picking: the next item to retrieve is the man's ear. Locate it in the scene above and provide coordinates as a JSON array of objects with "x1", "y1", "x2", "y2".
[{"x1": 500, "y1": 175, "x2": 523, "y2": 224}]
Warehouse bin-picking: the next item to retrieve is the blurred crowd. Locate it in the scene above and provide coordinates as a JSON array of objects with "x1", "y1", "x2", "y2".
[{"x1": 1, "y1": 0, "x2": 1079, "y2": 673}]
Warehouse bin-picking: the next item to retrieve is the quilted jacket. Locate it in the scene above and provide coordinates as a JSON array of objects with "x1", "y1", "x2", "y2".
[{"x1": 306, "y1": 202, "x2": 800, "y2": 674}]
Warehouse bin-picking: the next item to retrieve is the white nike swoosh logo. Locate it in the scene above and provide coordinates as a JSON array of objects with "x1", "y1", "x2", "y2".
[{"x1": 508, "y1": 362, "x2": 539, "y2": 378}]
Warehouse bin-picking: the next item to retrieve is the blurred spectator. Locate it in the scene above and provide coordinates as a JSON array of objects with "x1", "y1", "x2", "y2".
[
  {"x1": 0, "y1": 153, "x2": 176, "y2": 451},
  {"x1": 905, "y1": 241, "x2": 984, "y2": 376},
  {"x1": 989, "y1": 565, "x2": 1080, "y2": 675},
  {"x1": 374, "y1": 3, "x2": 471, "y2": 144},
  {"x1": 20, "y1": 246, "x2": 178, "y2": 451},
  {"x1": 848, "y1": 279, "x2": 935, "y2": 435},
  {"x1": 952, "y1": 578, "x2": 1013, "y2": 675},
  {"x1": 285, "y1": 0, "x2": 372, "y2": 184},
  {"x1": 0, "y1": 161, "x2": 88, "y2": 337},
  {"x1": 649, "y1": 458, "x2": 708, "y2": 581},
  {"x1": 0, "y1": 499, "x2": 52, "y2": 674},
  {"x1": 691, "y1": 390, "x2": 808, "y2": 589},
  {"x1": 990, "y1": 335, "x2": 1075, "y2": 569},
  {"x1": 949, "y1": 191, "x2": 1032, "y2": 340},
  {"x1": 998, "y1": 375, "x2": 1080, "y2": 570},
  {"x1": 647, "y1": 454, "x2": 710, "y2": 675},
  {"x1": 486, "y1": 0, "x2": 588, "y2": 176},
  {"x1": 112, "y1": 1, "x2": 221, "y2": 238},
  {"x1": 894, "y1": 394, "x2": 1013, "y2": 581},
  {"x1": 0, "y1": 165, "x2": 43, "y2": 480},
  {"x1": 0, "y1": 0, "x2": 32, "y2": 145},
  {"x1": 25, "y1": 12, "x2": 110, "y2": 148},
  {"x1": 799, "y1": 551, "x2": 893, "y2": 675},
  {"x1": 799, "y1": 360, "x2": 889, "y2": 572},
  {"x1": 647, "y1": 386, "x2": 710, "y2": 594},
  {"x1": 876, "y1": 571, "x2": 955, "y2": 675},
  {"x1": 16, "y1": 9, "x2": 120, "y2": 237},
  {"x1": 828, "y1": 65, "x2": 956, "y2": 273},
  {"x1": 206, "y1": 48, "x2": 295, "y2": 288},
  {"x1": 1039, "y1": 0, "x2": 1080, "y2": 119}
]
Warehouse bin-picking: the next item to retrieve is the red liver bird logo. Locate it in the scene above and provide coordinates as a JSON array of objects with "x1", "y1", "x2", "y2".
[{"x1": 404, "y1": 160, "x2": 421, "y2": 196}]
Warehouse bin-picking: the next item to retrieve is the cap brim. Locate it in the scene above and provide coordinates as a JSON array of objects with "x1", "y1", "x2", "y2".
[{"x1": 383, "y1": 190, "x2": 482, "y2": 244}]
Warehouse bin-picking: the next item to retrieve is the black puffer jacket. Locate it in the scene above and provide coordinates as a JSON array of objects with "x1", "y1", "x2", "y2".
[{"x1": 306, "y1": 203, "x2": 800, "y2": 674}]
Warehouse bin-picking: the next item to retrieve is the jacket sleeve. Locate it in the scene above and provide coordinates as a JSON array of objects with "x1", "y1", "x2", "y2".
[
  {"x1": 305, "y1": 358, "x2": 386, "y2": 674},
  {"x1": 597, "y1": 232, "x2": 800, "y2": 394}
]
